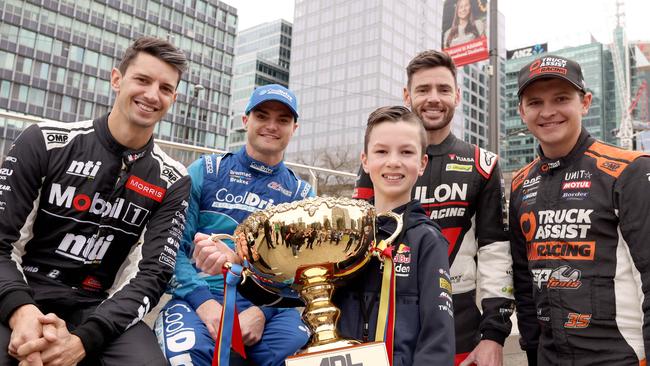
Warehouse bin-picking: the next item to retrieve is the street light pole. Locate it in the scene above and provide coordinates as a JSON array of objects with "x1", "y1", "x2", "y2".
[
  {"x1": 182, "y1": 84, "x2": 204, "y2": 142},
  {"x1": 488, "y1": 0, "x2": 500, "y2": 155}
]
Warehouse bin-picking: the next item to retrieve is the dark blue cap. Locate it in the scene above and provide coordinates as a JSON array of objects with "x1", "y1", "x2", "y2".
[{"x1": 244, "y1": 84, "x2": 299, "y2": 120}]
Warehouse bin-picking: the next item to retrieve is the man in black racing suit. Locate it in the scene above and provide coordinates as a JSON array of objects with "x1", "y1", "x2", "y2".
[
  {"x1": 510, "y1": 55, "x2": 650, "y2": 366},
  {"x1": 354, "y1": 50, "x2": 513, "y2": 366},
  {"x1": 0, "y1": 37, "x2": 191, "y2": 365}
]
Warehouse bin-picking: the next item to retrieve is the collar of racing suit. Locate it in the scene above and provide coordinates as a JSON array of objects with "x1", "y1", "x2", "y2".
[
  {"x1": 375, "y1": 199, "x2": 439, "y2": 243},
  {"x1": 536, "y1": 127, "x2": 593, "y2": 173},
  {"x1": 235, "y1": 146, "x2": 286, "y2": 176},
  {"x1": 93, "y1": 113, "x2": 154, "y2": 164},
  {"x1": 425, "y1": 132, "x2": 458, "y2": 157}
]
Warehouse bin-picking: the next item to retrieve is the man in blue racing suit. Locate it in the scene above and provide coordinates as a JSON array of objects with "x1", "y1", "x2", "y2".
[{"x1": 155, "y1": 84, "x2": 314, "y2": 366}]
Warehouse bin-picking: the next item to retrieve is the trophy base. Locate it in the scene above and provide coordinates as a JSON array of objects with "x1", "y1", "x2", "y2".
[
  {"x1": 301, "y1": 339, "x2": 360, "y2": 354},
  {"x1": 286, "y1": 342, "x2": 389, "y2": 366}
]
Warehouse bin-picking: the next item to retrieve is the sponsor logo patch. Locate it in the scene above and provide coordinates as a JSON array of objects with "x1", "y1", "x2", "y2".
[
  {"x1": 446, "y1": 163, "x2": 473, "y2": 172},
  {"x1": 66, "y1": 160, "x2": 102, "y2": 179},
  {"x1": 564, "y1": 313, "x2": 591, "y2": 328},
  {"x1": 528, "y1": 241, "x2": 595, "y2": 261},
  {"x1": 126, "y1": 176, "x2": 166, "y2": 202},
  {"x1": 562, "y1": 181, "x2": 591, "y2": 190}
]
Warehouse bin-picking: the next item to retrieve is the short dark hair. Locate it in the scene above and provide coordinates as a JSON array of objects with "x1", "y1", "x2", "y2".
[
  {"x1": 364, "y1": 106, "x2": 427, "y2": 154},
  {"x1": 406, "y1": 50, "x2": 457, "y2": 88},
  {"x1": 118, "y1": 37, "x2": 188, "y2": 83}
]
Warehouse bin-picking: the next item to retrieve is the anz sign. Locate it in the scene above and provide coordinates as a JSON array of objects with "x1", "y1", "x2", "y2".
[{"x1": 507, "y1": 43, "x2": 548, "y2": 60}]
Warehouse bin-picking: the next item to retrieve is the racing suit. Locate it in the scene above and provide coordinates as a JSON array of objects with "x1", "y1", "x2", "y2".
[
  {"x1": 0, "y1": 114, "x2": 190, "y2": 362},
  {"x1": 156, "y1": 149, "x2": 313, "y2": 366},
  {"x1": 510, "y1": 128, "x2": 650, "y2": 366},
  {"x1": 354, "y1": 132, "x2": 514, "y2": 359}
]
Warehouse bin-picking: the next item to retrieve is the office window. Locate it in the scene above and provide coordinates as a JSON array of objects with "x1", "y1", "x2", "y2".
[
  {"x1": 66, "y1": 71, "x2": 81, "y2": 89},
  {"x1": 50, "y1": 66, "x2": 65, "y2": 84},
  {"x1": 0, "y1": 81, "x2": 10, "y2": 99},
  {"x1": 18, "y1": 29, "x2": 36, "y2": 49},
  {"x1": 29, "y1": 88, "x2": 45, "y2": 106},
  {"x1": 35, "y1": 34, "x2": 53, "y2": 53},
  {"x1": 0, "y1": 51, "x2": 14, "y2": 71},
  {"x1": 0, "y1": 24, "x2": 19, "y2": 43},
  {"x1": 12, "y1": 84, "x2": 28, "y2": 103},
  {"x1": 16, "y1": 56, "x2": 33, "y2": 75},
  {"x1": 35, "y1": 61, "x2": 49, "y2": 80},
  {"x1": 69, "y1": 45, "x2": 84, "y2": 63},
  {"x1": 84, "y1": 50, "x2": 99, "y2": 68},
  {"x1": 62, "y1": 96, "x2": 77, "y2": 114},
  {"x1": 82, "y1": 75, "x2": 96, "y2": 92},
  {"x1": 99, "y1": 54, "x2": 113, "y2": 70},
  {"x1": 47, "y1": 93, "x2": 62, "y2": 109}
]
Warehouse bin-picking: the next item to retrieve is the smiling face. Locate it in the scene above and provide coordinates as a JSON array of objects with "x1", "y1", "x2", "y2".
[
  {"x1": 361, "y1": 120, "x2": 427, "y2": 211},
  {"x1": 110, "y1": 52, "x2": 178, "y2": 133},
  {"x1": 519, "y1": 78, "x2": 592, "y2": 159},
  {"x1": 457, "y1": 0, "x2": 471, "y2": 20},
  {"x1": 243, "y1": 100, "x2": 298, "y2": 166},
  {"x1": 404, "y1": 66, "x2": 460, "y2": 143}
]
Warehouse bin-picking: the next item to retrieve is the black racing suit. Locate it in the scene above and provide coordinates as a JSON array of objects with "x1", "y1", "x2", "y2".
[
  {"x1": 354, "y1": 133, "x2": 514, "y2": 355},
  {"x1": 510, "y1": 128, "x2": 650, "y2": 365},
  {"x1": 0, "y1": 114, "x2": 190, "y2": 358}
]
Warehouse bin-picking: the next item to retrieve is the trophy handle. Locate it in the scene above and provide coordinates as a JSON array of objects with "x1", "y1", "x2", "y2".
[
  {"x1": 376, "y1": 211, "x2": 404, "y2": 247},
  {"x1": 210, "y1": 233, "x2": 251, "y2": 262}
]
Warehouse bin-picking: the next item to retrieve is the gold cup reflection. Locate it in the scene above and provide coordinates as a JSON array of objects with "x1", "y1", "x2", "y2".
[{"x1": 211, "y1": 197, "x2": 402, "y2": 352}]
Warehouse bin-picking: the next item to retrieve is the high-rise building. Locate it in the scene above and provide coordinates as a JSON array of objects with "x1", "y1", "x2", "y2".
[
  {"x1": 503, "y1": 42, "x2": 623, "y2": 172},
  {"x1": 287, "y1": 0, "x2": 504, "y2": 169},
  {"x1": 228, "y1": 19, "x2": 292, "y2": 151},
  {"x1": 0, "y1": 0, "x2": 237, "y2": 150},
  {"x1": 287, "y1": 0, "x2": 443, "y2": 165}
]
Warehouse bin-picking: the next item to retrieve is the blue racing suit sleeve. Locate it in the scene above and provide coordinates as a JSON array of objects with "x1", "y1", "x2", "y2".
[{"x1": 171, "y1": 158, "x2": 212, "y2": 310}]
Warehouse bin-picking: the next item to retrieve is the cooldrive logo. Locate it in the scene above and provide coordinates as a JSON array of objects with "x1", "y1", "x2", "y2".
[
  {"x1": 414, "y1": 183, "x2": 468, "y2": 204},
  {"x1": 528, "y1": 242, "x2": 595, "y2": 261},
  {"x1": 56, "y1": 232, "x2": 114, "y2": 263},
  {"x1": 66, "y1": 160, "x2": 102, "y2": 179},
  {"x1": 49, "y1": 183, "x2": 124, "y2": 218},
  {"x1": 212, "y1": 188, "x2": 274, "y2": 212}
]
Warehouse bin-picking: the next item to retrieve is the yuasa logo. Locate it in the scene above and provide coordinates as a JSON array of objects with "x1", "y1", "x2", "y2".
[
  {"x1": 56, "y1": 233, "x2": 114, "y2": 263},
  {"x1": 66, "y1": 160, "x2": 102, "y2": 178},
  {"x1": 48, "y1": 183, "x2": 124, "y2": 218}
]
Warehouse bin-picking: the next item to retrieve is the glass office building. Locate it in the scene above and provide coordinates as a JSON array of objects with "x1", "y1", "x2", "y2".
[
  {"x1": 228, "y1": 19, "x2": 292, "y2": 151},
  {"x1": 0, "y1": 0, "x2": 237, "y2": 149}
]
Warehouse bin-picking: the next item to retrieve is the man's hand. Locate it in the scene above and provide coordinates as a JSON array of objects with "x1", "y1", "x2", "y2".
[
  {"x1": 459, "y1": 339, "x2": 503, "y2": 366},
  {"x1": 16, "y1": 314, "x2": 85, "y2": 366},
  {"x1": 193, "y1": 233, "x2": 241, "y2": 275},
  {"x1": 8, "y1": 304, "x2": 45, "y2": 363},
  {"x1": 196, "y1": 299, "x2": 223, "y2": 341},
  {"x1": 238, "y1": 306, "x2": 265, "y2": 346}
]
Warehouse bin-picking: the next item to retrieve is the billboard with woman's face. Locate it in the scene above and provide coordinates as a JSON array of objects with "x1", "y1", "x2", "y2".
[{"x1": 441, "y1": 0, "x2": 489, "y2": 66}]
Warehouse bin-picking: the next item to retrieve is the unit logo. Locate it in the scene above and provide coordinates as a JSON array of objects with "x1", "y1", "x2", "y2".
[
  {"x1": 66, "y1": 160, "x2": 102, "y2": 179},
  {"x1": 565, "y1": 170, "x2": 591, "y2": 181}
]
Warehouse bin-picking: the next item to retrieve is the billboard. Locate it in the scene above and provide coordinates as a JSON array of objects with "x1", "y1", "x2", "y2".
[
  {"x1": 507, "y1": 43, "x2": 548, "y2": 60},
  {"x1": 441, "y1": 0, "x2": 489, "y2": 67}
]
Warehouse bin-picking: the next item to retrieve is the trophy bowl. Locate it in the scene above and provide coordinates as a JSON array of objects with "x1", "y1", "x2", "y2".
[{"x1": 212, "y1": 197, "x2": 401, "y2": 353}]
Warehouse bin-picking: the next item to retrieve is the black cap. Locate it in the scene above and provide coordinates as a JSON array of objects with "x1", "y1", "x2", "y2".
[{"x1": 517, "y1": 55, "x2": 586, "y2": 98}]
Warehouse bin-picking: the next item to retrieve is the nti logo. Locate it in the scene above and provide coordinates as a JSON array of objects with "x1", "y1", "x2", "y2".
[
  {"x1": 56, "y1": 233, "x2": 114, "y2": 263},
  {"x1": 66, "y1": 160, "x2": 102, "y2": 179}
]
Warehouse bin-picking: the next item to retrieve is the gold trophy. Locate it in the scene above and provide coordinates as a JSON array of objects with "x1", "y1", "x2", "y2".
[{"x1": 212, "y1": 197, "x2": 402, "y2": 364}]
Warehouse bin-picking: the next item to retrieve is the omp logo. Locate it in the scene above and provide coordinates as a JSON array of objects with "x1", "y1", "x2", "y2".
[
  {"x1": 414, "y1": 183, "x2": 468, "y2": 204},
  {"x1": 162, "y1": 167, "x2": 180, "y2": 183},
  {"x1": 66, "y1": 160, "x2": 102, "y2": 178},
  {"x1": 46, "y1": 133, "x2": 68, "y2": 143},
  {"x1": 56, "y1": 233, "x2": 114, "y2": 263},
  {"x1": 528, "y1": 241, "x2": 595, "y2": 261},
  {"x1": 212, "y1": 188, "x2": 274, "y2": 212},
  {"x1": 48, "y1": 183, "x2": 124, "y2": 218},
  {"x1": 562, "y1": 181, "x2": 591, "y2": 190}
]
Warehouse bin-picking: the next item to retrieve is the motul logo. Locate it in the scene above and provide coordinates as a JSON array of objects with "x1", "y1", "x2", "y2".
[
  {"x1": 48, "y1": 183, "x2": 124, "y2": 218},
  {"x1": 127, "y1": 176, "x2": 165, "y2": 202},
  {"x1": 562, "y1": 181, "x2": 591, "y2": 190}
]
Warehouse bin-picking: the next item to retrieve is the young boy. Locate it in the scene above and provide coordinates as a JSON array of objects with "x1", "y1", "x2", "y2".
[
  {"x1": 191, "y1": 106, "x2": 455, "y2": 365},
  {"x1": 333, "y1": 106, "x2": 455, "y2": 365}
]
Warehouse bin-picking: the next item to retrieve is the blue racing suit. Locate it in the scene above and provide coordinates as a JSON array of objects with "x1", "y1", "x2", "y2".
[{"x1": 155, "y1": 148, "x2": 314, "y2": 366}]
